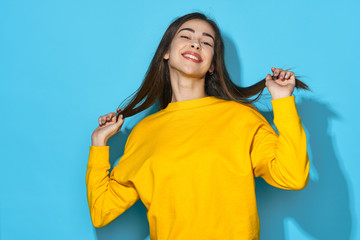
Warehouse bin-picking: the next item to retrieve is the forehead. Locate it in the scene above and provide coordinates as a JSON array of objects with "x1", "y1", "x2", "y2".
[{"x1": 177, "y1": 19, "x2": 215, "y2": 36}]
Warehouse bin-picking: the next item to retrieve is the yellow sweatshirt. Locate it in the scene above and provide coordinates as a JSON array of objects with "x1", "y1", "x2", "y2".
[{"x1": 86, "y1": 96, "x2": 310, "y2": 240}]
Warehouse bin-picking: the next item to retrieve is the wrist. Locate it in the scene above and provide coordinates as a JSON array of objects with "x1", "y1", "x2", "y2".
[
  {"x1": 91, "y1": 137, "x2": 107, "y2": 146},
  {"x1": 271, "y1": 94, "x2": 292, "y2": 100}
]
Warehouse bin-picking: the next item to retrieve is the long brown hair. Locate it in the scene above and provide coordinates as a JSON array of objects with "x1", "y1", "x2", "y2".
[{"x1": 117, "y1": 12, "x2": 310, "y2": 119}]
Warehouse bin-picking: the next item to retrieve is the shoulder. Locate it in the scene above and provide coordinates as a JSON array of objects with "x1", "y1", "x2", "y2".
[
  {"x1": 217, "y1": 98, "x2": 269, "y2": 124},
  {"x1": 126, "y1": 109, "x2": 164, "y2": 136}
]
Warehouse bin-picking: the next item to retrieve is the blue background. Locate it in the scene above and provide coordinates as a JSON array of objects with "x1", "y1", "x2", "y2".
[{"x1": 1, "y1": 0, "x2": 359, "y2": 239}]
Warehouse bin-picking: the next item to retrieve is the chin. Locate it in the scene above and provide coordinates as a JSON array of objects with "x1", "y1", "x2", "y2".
[
  {"x1": 181, "y1": 67, "x2": 207, "y2": 78},
  {"x1": 183, "y1": 71, "x2": 206, "y2": 79}
]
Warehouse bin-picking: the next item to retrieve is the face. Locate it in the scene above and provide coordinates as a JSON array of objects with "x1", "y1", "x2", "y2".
[{"x1": 163, "y1": 19, "x2": 215, "y2": 78}]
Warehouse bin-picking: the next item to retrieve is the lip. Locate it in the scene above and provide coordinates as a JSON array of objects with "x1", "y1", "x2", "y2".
[{"x1": 181, "y1": 51, "x2": 203, "y2": 63}]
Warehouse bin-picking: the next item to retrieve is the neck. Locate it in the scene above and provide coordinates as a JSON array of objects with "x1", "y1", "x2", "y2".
[{"x1": 169, "y1": 70, "x2": 208, "y2": 103}]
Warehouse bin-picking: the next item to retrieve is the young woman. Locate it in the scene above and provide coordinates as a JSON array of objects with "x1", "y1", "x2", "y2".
[{"x1": 86, "y1": 12, "x2": 310, "y2": 240}]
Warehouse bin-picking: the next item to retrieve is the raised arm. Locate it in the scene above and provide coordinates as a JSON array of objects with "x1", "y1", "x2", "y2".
[
  {"x1": 250, "y1": 96, "x2": 310, "y2": 190},
  {"x1": 250, "y1": 67, "x2": 310, "y2": 189},
  {"x1": 86, "y1": 108, "x2": 139, "y2": 227}
]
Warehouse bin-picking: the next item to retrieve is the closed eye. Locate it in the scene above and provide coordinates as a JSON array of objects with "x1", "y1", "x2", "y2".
[
  {"x1": 181, "y1": 35, "x2": 213, "y2": 47},
  {"x1": 203, "y1": 42, "x2": 213, "y2": 47}
]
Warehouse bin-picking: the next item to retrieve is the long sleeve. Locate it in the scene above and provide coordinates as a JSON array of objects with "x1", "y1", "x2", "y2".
[
  {"x1": 85, "y1": 145, "x2": 139, "y2": 228},
  {"x1": 82, "y1": 96, "x2": 310, "y2": 239},
  {"x1": 250, "y1": 96, "x2": 310, "y2": 190}
]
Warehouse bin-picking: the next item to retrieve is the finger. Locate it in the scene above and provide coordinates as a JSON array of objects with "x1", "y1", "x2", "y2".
[
  {"x1": 271, "y1": 67, "x2": 279, "y2": 76},
  {"x1": 99, "y1": 114, "x2": 111, "y2": 125},
  {"x1": 102, "y1": 113, "x2": 115, "y2": 125},
  {"x1": 99, "y1": 119, "x2": 105, "y2": 126},
  {"x1": 279, "y1": 70, "x2": 288, "y2": 79},
  {"x1": 117, "y1": 108, "x2": 124, "y2": 119},
  {"x1": 112, "y1": 113, "x2": 124, "y2": 127},
  {"x1": 290, "y1": 72, "x2": 296, "y2": 80},
  {"x1": 108, "y1": 113, "x2": 117, "y2": 123},
  {"x1": 273, "y1": 68, "x2": 284, "y2": 77},
  {"x1": 98, "y1": 116, "x2": 105, "y2": 125},
  {"x1": 105, "y1": 113, "x2": 114, "y2": 120},
  {"x1": 288, "y1": 71, "x2": 295, "y2": 79},
  {"x1": 265, "y1": 74, "x2": 272, "y2": 87},
  {"x1": 266, "y1": 73, "x2": 272, "y2": 81},
  {"x1": 285, "y1": 71, "x2": 294, "y2": 80},
  {"x1": 284, "y1": 71, "x2": 290, "y2": 79}
]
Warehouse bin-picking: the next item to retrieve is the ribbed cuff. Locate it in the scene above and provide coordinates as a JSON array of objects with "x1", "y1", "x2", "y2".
[
  {"x1": 271, "y1": 96, "x2": 299, "y2": 121},
  {"x1": 87, "y1": 146, "x2": 110, "y2": 168}
]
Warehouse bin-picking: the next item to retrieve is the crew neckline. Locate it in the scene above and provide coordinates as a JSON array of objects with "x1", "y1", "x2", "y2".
[{"x1": 163, "y1": 96, "x2": 221, "y2": 111}]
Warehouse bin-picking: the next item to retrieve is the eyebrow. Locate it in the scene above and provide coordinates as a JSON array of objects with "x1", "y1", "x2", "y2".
[{"x1": 178, "y1": 28, "x2": 215, "y2": 42}]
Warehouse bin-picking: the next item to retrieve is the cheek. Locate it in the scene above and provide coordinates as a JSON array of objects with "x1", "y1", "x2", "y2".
[
  {"x1": 206, "y1": 50, "x2": 215, "y2": 63},
  {"x1": 167, "y1": 43, "x2": 181, "y2": 57},
  {"x1": 170, "y1": 39, "x2": 185, "y2": 49}
]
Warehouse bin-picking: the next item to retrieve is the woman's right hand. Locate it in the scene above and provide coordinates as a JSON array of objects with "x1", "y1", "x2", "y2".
[{"x1": 91, "y1": 108, "x2": 125, "y2": 146}]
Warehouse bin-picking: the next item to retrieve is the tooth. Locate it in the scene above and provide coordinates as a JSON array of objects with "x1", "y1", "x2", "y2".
[{"x1": 184, "y1": 54, "x2": 199, "y2": 61}]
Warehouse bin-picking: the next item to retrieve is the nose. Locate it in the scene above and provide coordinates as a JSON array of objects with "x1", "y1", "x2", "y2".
[{"x1": 191, "y1": 40, "x2": 201, "y2": 50}]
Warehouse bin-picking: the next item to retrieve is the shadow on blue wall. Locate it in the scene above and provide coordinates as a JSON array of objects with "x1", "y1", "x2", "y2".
[
  {"x1": 223, "y1": 34, "x2": 352, "y2": 239},
  {"x1": 92, "y1": 35, "x2": 352, "y2": 240},
  {"x1": 257, "y1": 98, "x2": 352, "y2": 240}
]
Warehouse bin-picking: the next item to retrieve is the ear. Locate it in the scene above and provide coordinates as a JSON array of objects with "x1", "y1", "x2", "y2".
[
  {"x1": 208, "y1": 63, "x2": 215, "y2": 73},
  {"x1": 163, "y1": 51, "x2": 169, "y2": 60}
]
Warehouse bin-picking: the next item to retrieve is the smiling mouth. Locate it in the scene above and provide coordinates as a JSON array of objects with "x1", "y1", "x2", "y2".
[{"x1": 181, "y1": 52, "x2": 203, "y2": 63}]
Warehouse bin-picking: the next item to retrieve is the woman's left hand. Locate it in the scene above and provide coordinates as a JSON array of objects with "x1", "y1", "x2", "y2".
[{"x1": 265, "y1": 67, "x2": 296, "y2": 100}]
